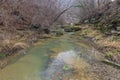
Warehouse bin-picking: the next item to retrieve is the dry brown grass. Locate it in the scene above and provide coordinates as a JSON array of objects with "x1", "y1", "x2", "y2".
[
  {"x1": 0, "y1": 38, "x2": 29, "y2": 56},
  {"x1": 80, "y1": 25, "x2": 120, "y2": 49},
  {"x1": 78, "y1": 24, "x2": 120, "y2": 63},
  {"x1": 62, "y1": 58, "x2": 99, "y2": 80},
  {"x1": 13, "y1": 42, "x2": 29, "y2": 50},
  {"x1": 98, "y1": 38, "x2": 120, "y2": 49}
]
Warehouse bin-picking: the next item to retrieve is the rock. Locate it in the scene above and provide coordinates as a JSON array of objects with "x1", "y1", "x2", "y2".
[
  {"x1": 64, "y1": 27, "x2": 81, "y2": 32},
  {"x1": 116, "y1": 26, "x2": 120, "y2": 31},
  {"x1": 111, "y1": 30, "x2": 118, "y2": 34},
  {"x1": 43, "y1": 29, "x2": 50, "y2": 34},
  {"x1": 71, "y1": 27, "x2": 81, "y2": 31},
  {"x1": 30, "y1": 24, "x2": 41, "y2": 30},
  {"x1": 64, "y1": 28, "x2": 73, "y2": 32},
  {"x1": 84, "y1": 20, "x2": 89, "y2": 23},
  {"x1": 111, "y1": 30, "x2": 120, "y2": 35},
  {"x1": 117, "y1": 31, "x2": 120, "y2": 34}
]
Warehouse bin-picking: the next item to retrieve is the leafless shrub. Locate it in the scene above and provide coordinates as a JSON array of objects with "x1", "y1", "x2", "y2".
[{"x1": 0, "y1": 0, "x2": 70, "y2": 32}]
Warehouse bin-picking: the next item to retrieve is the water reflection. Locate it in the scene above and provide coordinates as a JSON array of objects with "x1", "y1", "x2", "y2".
[{"x1": 43, "y1": 50, "x2": 89, "y2": 80}]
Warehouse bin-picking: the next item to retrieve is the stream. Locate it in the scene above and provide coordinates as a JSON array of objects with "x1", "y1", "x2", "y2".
[{"x1": 0, "y1": 35, "x2": 102, "y2": 80}]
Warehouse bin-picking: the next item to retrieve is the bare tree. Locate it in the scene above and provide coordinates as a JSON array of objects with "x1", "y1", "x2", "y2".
[{"x1": 70, "y1": 0, "x2": 113, "y2": 23}]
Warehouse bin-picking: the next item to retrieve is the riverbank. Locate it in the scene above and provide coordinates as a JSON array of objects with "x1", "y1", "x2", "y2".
[
  {"x1": 73, "y1": 24, "x2": 120, "y2": 66},
  {"x1": 0, "y1": 35, "x2": 103, "y2": 80},
  {"x1": 0, "y1": 29, "x2": 51, "y2": 69},
  {"x1": 0, "y1": 30, "x2": 119, "y2": 80},
  {"x1": 68, "y1": 24, "x2": 120, "y2": 80}
]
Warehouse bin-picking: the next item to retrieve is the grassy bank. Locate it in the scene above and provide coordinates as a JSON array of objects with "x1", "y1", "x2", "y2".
[
  {"x1": 0, "y1": 29, "x2": 51, "y2": 69},
  {"x1": 73, "y1": 24, "x2": 120, "y2": 65}
]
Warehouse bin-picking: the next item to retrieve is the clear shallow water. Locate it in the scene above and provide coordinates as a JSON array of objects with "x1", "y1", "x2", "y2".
[
  {"x1": 43, "y1": 50, "x2": 90, "y2": 80},
  {"x1": 0, "y1": 41, "x2": 59, "y2": 80},
  {"x1": 0, "y1": 37, "x2": 100, "y2": 80}
]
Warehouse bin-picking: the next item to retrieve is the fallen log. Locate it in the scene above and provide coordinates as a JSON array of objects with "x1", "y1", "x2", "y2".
[{"x1": 102, "y1": 59, "x2": 120, "y2": 69}]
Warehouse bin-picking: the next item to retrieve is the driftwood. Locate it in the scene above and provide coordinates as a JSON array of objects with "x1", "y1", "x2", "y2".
[{"x1": 102, "y1": 59, "x2": 120, "y2": 69}]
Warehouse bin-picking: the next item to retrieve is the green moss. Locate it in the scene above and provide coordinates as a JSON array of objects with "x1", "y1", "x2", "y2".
[
  {"x1": 117, "y1": 49, "x2": 120, "y2": 52},
  {"x1": 63, "y1": 26, "x2": 71, "y2": 28},
  {"x1": 83, "y1": 29, "x2": 91, "y2": 34},
  {"x1": 63, "y1": 65, "x2": 71, "y2": 71},
  {"x1": 111, "y1": 19, "x2": 120, "y2": 23},
  {"x1": 73, "y1": 26, "x2": 80, "y2": 28},
  {"x1": 106, "y1": 52, "x2": 114, "y2": 58},
  {"x1": 56, "y1": 31, "x2": 64, "y2": 36},
  {"x1": 0, "y1": 53, "x2": 5, "y2": 58}
]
